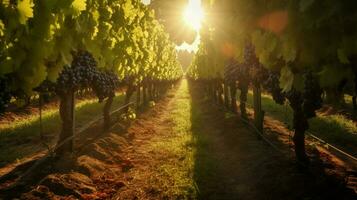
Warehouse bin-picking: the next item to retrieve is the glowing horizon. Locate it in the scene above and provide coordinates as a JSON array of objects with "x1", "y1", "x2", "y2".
[{"x1": 176, "y1": 32, "x2": 200, "y2": 53}]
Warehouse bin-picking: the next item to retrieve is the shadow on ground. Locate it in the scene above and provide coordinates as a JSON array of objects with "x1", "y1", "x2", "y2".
[{"x1": 188, "y1": 81, "x2": 356, "y2": 200}]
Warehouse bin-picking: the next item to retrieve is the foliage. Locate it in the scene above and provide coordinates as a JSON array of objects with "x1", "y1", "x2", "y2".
[
  {"x1": 190, "y1": 0, "x2": 357, "y2": 89},
  {"x1": 0, "y1": 0, "x2": 183, "y2": 113}
]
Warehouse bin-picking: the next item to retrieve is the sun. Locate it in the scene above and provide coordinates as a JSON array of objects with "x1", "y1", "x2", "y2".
[{"x1": 183, "y1": 0, "x2": 204, "y2": 31}]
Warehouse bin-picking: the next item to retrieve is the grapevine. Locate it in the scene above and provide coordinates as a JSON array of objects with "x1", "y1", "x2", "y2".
[
  {"x1": 302, "y1": 72, "x2": 323, "y2": 118},
  {"x1": 92, "y1": 71, "x2": 120, "y2": 103},
  {"x1": 263, "y1": 72, "x2": 285, "y2": 105}
]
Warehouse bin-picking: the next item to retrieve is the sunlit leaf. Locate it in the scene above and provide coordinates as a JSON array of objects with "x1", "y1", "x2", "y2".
[
  {"x1": 72, "y1": 0, "x2": 86, "y2": 13},
  {"x1": 279, "y1": 66, "x2": 294, "y2": 92},
  {"x1": 0, "y1": 20, "x2": 4, "y2": 36},
  {"x1": 17, "y1": 0, "x2": 34, "y2": 24}
]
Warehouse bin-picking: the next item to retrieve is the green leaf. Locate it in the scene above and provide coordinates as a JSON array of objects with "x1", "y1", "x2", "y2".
[
  {"x1": 0, "y1": 20, "x2": 4, "y2": 36},
  {"x1": 279, "y1": 66, "x2": 294, "y2": 92},
  {"x1": 126, "y1": 46, "x2": 133, "y2": 55},
  {"x1": 281, "y1": 36, "x2": 297, "y2": 62},
  {"x1": 72, "y1": 0, "x2": 86, "y2": 12},
  {"x1": 17, "y1": 0, "x2": 34, "y2": 24}
]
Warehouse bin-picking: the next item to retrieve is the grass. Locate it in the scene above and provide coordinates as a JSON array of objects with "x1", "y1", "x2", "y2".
[
  {"x1": 0, "y1": 93, "x2": 126, "y2": 165},
  {"x1": 146, "y1": 80, "x2": 197, "y2": 198},
  {"x1": 188, "y1": 82, "x2": 225, "y2": 199},
  {"x1": 244, "y1": 91, "x2": 357, "y2": 156}
]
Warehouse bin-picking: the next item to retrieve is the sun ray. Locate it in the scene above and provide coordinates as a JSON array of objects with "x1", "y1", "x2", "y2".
[
  {"x1": 183, "y1": 0, "x2": 204, "y2": 31},
  {"x1": 177, "y1": 0, "x2": 204, "y2": 52}
]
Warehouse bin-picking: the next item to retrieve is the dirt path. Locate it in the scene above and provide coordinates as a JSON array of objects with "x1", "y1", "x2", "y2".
[{"x1": 114, "y1": 80, "x2": 354, "y2": 200}]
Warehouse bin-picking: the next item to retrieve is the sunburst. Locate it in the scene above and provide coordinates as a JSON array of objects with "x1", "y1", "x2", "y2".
[{"x1": 183, "y1": 0, "x2": 204, "y2": 31}]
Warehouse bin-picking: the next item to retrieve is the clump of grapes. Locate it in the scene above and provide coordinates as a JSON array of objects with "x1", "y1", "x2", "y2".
[
  {"x1": 243, "y1": 43, "x2": 268, "y2": 85},
  {"x1": 56, "y1": 51, "x2": 97, "y2": 94},
  {"x1": 263, "y1": 72, "x2": 286, "y2": 105},
  {"x1": 92, "y1": 71, "x2": 120, "y2": 102},
  {"x1": 34, "y1": 80, "x2": 56, "y2": 94},
  {"x1": 36, "y1": 50, "x2": 120, "y2": 104}
]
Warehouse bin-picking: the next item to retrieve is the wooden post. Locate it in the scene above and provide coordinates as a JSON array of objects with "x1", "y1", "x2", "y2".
[
  {"x1": 253, "y1": 85, "x2": 264, "y2": 133},
  {"x1": 103, "y1": 96, "x2": 113, "y2": 130}
]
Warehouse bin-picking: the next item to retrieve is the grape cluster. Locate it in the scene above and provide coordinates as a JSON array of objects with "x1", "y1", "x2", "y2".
[
  {"x1": 92, "y1": 71, "x2": 120, "y2": 102},
  {"x1": 56, "y1": 65, "x2": 81, "y2": 93},
  {"x1": 263, "y1": 72, "x2": 286, "y2": 104},
  {"x1": 243, "y1": 43, "x2": 268, "y2": 85},
  {"x1": 34, "y1": 80, "x2": 56, "y2": 94},
  {"x1": 243, "y1": 43, "x2": 260, "y2": 67},
  {"x1": 35, "y1": 51, "x2": 120, "y2": 104},
  {"x1": 0, "y1": 76, "x2": 12, "y2": 113},
  {"x1": 56, "y1": 51, "x2": 97, "y2": 94},
  {"x1": 285, "y1": 88, "x2": 310, "y2": 131},
  {"x1": 71, "y1": 51, "x2": 97, "y2": 86},
  {"x1": 302, "y1": 72, "x2": 323, "y2": 118}
]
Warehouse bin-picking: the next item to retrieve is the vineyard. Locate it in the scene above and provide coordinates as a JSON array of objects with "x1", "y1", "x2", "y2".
[{"x1": 0, "y1": 0, "x2": 357, "y2": 199}]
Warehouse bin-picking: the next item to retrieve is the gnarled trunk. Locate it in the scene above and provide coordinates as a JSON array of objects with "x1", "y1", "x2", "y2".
[
  {"x1": 253, "y1": 85, "x2": 264, "y2": 133},
  {"x1": 56, "y1": 91, "x2": 75, "y2": 156},
  {"x1": 292, "y1": 107, "x2": 309, "y2": 164},
  {"x1": 288, "y1": 91, "x2": 309, "y2": 164}
]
